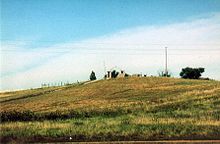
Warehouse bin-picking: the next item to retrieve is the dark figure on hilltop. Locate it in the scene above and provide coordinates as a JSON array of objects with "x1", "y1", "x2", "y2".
[
  {"x1": 90, "y1": 71, "x2": 97, "y2": 81},
  {"x1": 180, "y1": 67, "x2": 205, "y2": 79}
]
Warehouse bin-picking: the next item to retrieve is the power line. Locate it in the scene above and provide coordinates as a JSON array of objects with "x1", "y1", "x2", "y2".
[
  {"x1": 1, "y1": 48, "x2": 220, "y2": 52},
  {"x1": 1, "y1": 52, "x2": 218, "y2": 56},
  {"x1": 103, "y1": 61, "x2": 106, "y2": 77},
  {"x1": 1, "y1": 39, "x2": 220, "y2": 46},
  {"x1": 165, "y1": 47, "x2": 168, "y2": 77},
  {"x1": 1, "y1": 45, "x2": 220, "y2": 56}
]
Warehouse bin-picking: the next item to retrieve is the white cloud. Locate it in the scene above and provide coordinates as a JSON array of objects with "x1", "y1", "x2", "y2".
[{"x1": 1, "y1": 12, "x2": 220, "y2": 90}]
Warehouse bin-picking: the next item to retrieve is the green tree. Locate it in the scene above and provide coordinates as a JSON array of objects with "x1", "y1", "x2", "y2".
[
  {"x1": 111, "y1": 70, "x2": 119, "y2": 78},
  {"x1": 180, "y1": 67, "x2": 205, "y2": 79},
  {"x1": 90, "y1": 71, "x2": 96, "y2": 81},
  {"x1": 158, "y1": 70, "x2": 171, "y2": 77}
]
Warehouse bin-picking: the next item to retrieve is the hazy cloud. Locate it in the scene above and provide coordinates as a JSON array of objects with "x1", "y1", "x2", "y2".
[{"x1": 1, "y1": 12, "x2": 220, "y2": 90}]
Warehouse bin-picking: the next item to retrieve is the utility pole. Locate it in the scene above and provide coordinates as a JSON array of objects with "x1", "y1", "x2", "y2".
[
  {"x1": 165, "y1": 47, "x2": 168, "y2": 77},
  {"x1": 103, "y1": 61, "x2": 106, "y2": 78}
]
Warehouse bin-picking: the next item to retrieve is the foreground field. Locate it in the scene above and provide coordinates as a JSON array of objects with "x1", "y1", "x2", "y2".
[{"x1": 0, "y1": 77, "x2": 220, "y2": 143}]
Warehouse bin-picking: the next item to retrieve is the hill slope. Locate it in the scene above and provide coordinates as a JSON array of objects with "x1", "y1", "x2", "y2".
[{"x1": 0, "y1": 77, "x2": 220, "y2": 142}]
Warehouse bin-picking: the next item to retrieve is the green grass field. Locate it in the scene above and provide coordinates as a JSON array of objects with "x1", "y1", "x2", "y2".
[{"x1": 0, "y1": 77, "x2": 220, "y2": 143}]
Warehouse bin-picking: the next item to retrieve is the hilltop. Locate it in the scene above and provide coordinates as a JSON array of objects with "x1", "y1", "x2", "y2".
[{"x1": 0, "y1": 77, "x2": 220, "y2": 143}]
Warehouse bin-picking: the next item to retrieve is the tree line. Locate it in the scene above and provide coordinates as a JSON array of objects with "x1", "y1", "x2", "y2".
[{"x1": 89, "y1": 67, "x2": 206, "y2": 81}]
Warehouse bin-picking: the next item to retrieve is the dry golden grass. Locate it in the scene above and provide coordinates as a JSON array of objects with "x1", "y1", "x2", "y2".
[
  {"x1": 1, "y1": 77, "x2": 219, "y2": 113},
  {"x1": 0, "y1": 77, "x2": 220, "y2": 142}
]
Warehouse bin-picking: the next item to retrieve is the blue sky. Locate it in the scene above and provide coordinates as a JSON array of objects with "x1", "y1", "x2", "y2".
[
  {"x1": 1, "y1": 0, "x2": 220, "y2": 90},
  {"x1": 2, "y1": 0, "x2": 220, "y2": 47}
]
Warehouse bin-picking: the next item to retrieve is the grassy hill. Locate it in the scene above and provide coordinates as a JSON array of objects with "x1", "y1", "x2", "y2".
[{"x1": 0, "y1": 77, "x2": 220, "y2": 143}]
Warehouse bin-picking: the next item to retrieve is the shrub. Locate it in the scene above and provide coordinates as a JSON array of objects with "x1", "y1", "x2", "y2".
[
  {"x1": 0, "y1": 108, "x2": 131, "y2": 122},
  {"x1": 158, "y1": 70, "x2": 171, "y2": 77},
  {"x1": 180, "y1": 67, "x2": 205, "y2": 79},
  {"x1": 90, "y1": 71, "x2": 97, "y2": 81},
  {"x1": 0, "y1": 110, "x2": 37, "y2": 122}
]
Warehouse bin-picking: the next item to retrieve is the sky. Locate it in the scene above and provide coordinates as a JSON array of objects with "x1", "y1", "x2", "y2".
[{"x1": 1, "y1": 0, "x2": 220, "y2": 90}]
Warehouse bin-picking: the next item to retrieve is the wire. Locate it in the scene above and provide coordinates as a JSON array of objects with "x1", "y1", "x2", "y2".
[
  {"x1": 1, "y1": 51, "x2": 219, "y2": 56},
  {"x1": 1, "y1": 48, "x2": 220, "y2": 53},
  {"x1": 1, "y1": 39, "x2": 220, "y2": 46}
]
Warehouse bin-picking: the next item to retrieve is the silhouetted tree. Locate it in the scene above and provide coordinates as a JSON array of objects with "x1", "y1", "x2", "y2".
[
  {"x1": 158, "y1": 70, "x2": 171, "y2": 77},
  {"x1": 180, "y1": 67, "x2": 204, "y2": 79},
  {"x1": 111, "y1": 70, "x2": 119, "y2": 78},
  {"x1": 90, "y1": 71, "x2": 96, "y2": 81}
]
